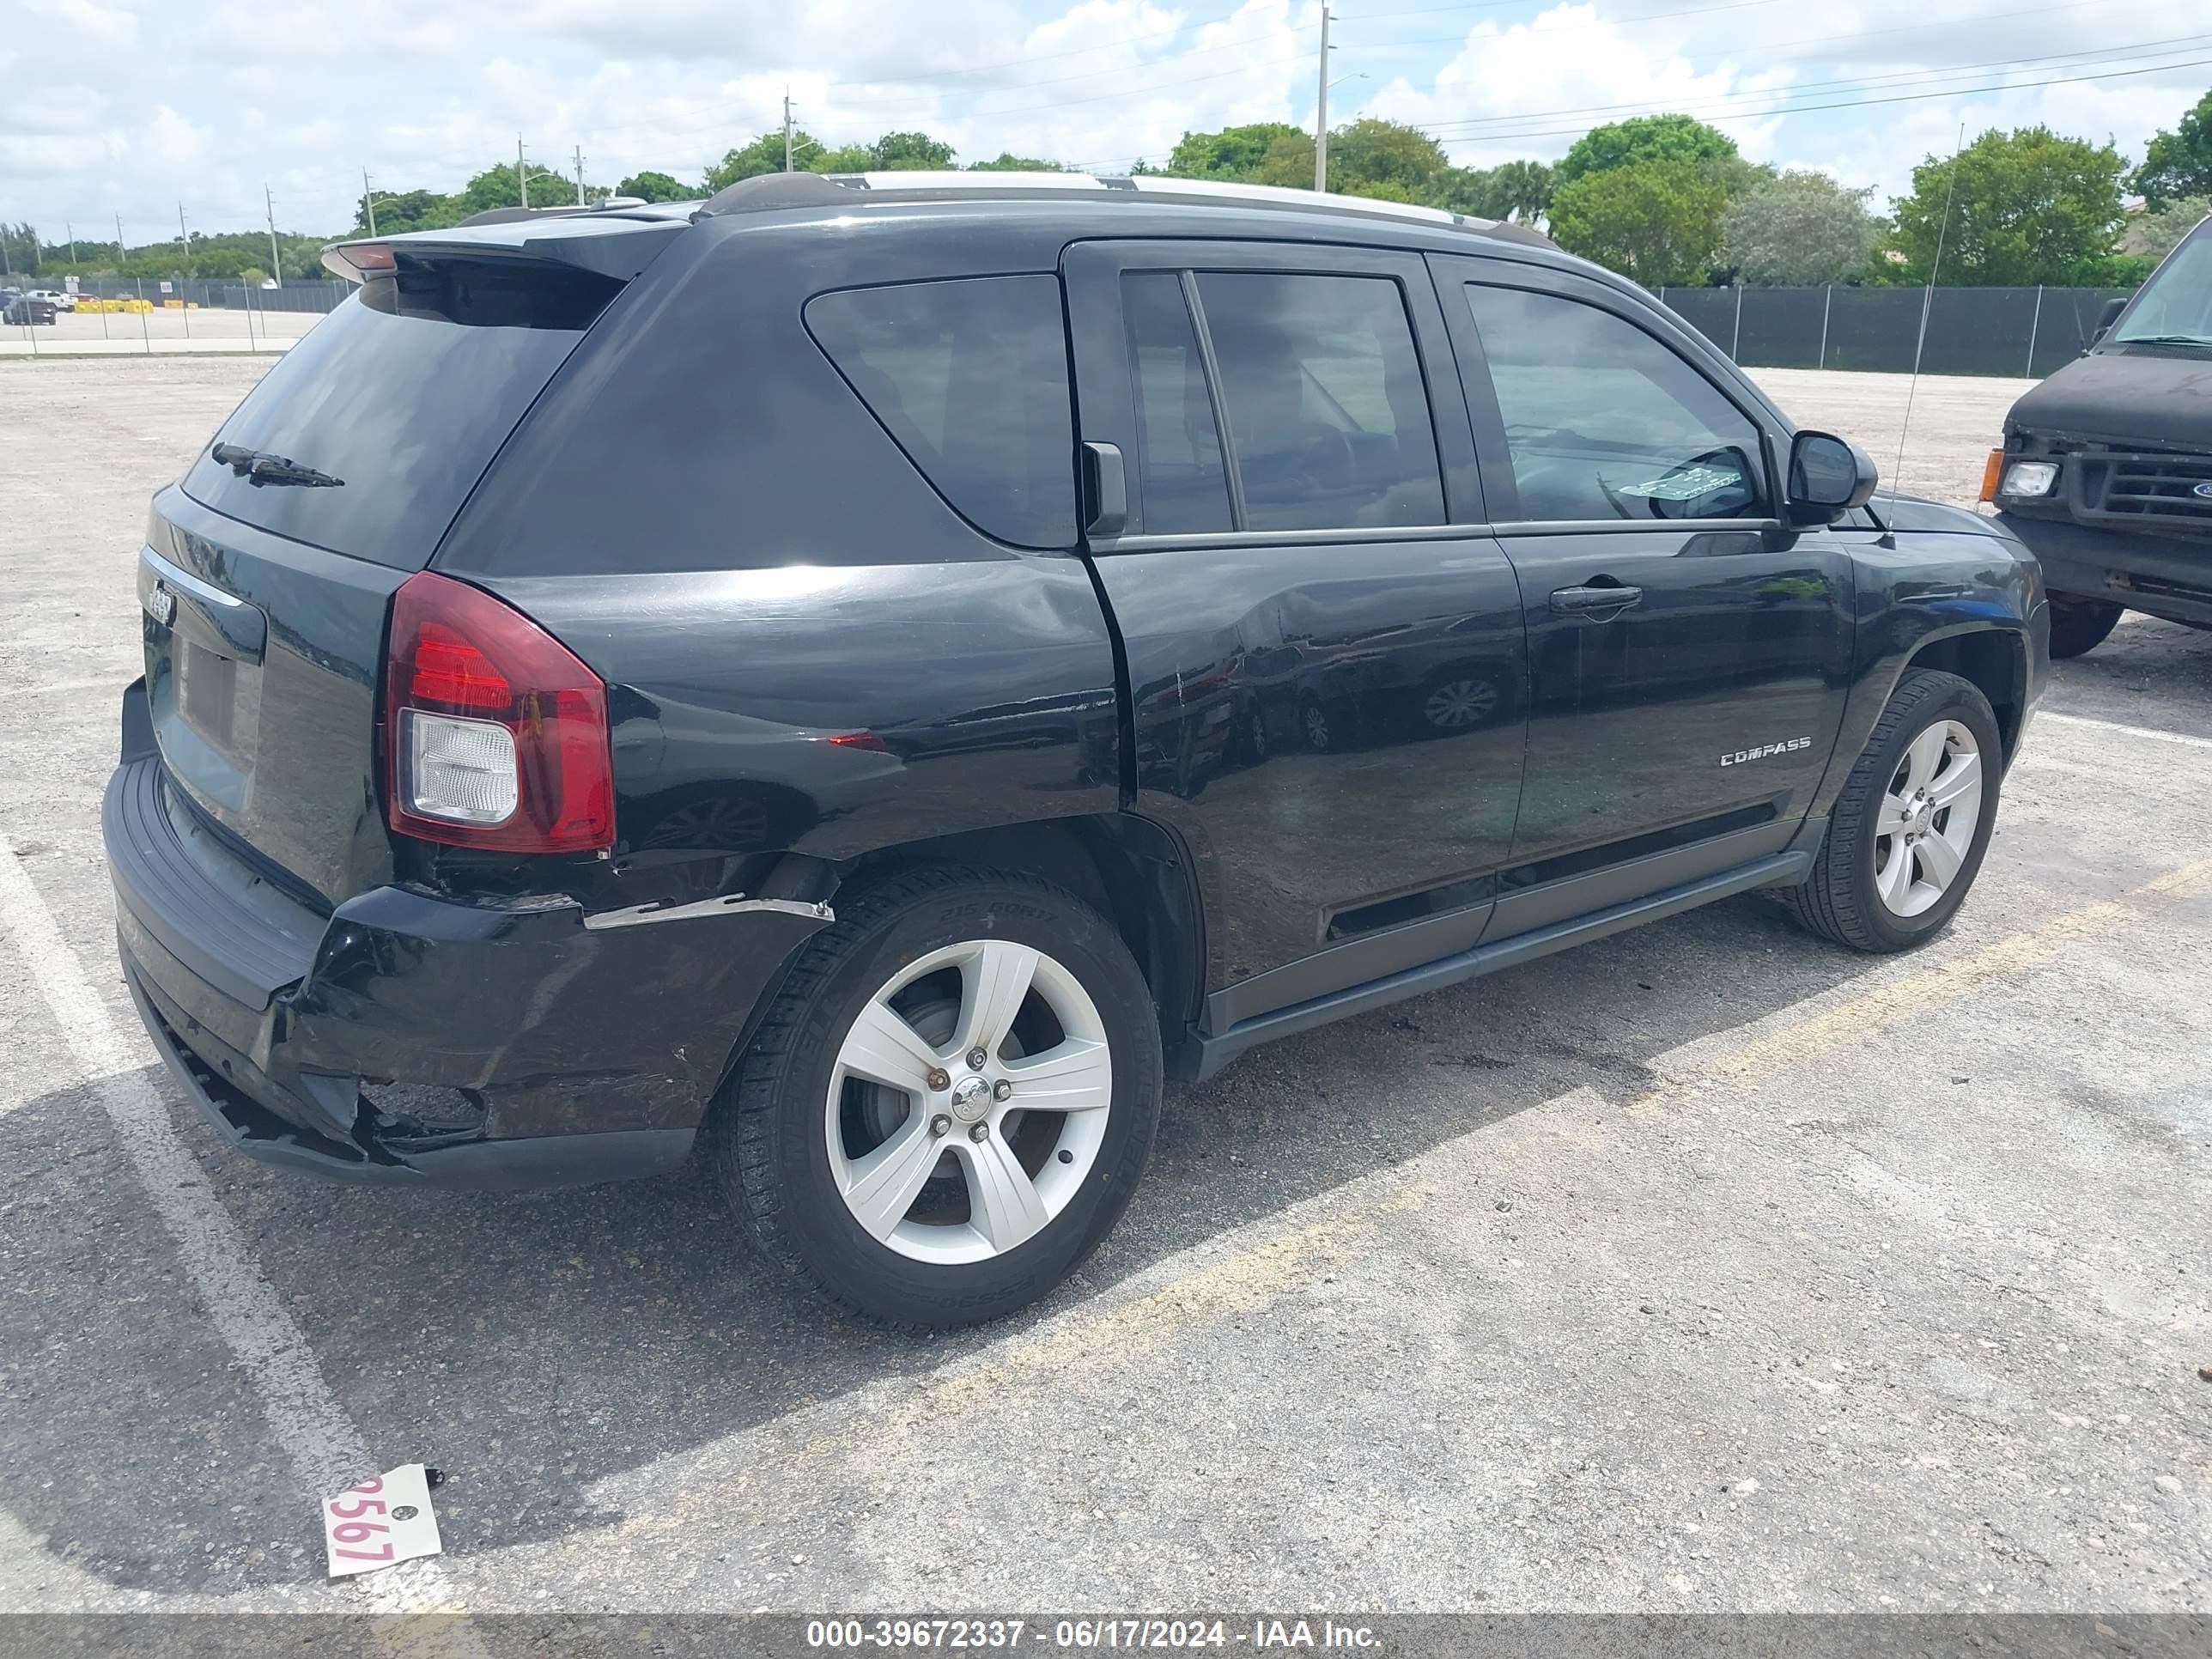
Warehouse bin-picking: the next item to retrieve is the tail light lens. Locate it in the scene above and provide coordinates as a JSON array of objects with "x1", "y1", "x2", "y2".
[{"x1": 384, "y1": 571, "x2": 614, "y2": 854}]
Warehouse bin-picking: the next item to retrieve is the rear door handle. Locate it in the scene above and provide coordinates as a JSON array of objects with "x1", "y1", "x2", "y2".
[
  {"x1": 1081, "y1": 441, "x2": 1127, "y2": 539},
  {"x1": 1551, "y1": 583, "x2": 1643, "y2": 617}
]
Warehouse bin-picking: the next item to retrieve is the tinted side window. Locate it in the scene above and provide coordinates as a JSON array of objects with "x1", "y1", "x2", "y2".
[
  {"x1": 1194, "y1": 272, "x2": 1446, "y2": 532},
  {"x1": 1462, "y1": 285, "x2": 1768, "y2": 523},
  {"x1": 1121, "y1": 271, "x2": 1232, "y2": 534},
  {"x1": 807, "y1": 275, "x2": 1075, "y2": 549}
]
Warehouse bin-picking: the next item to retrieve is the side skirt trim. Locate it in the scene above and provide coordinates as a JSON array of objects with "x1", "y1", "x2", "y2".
[{"x1": 1177, "y1": 848, "x2": 1813, "y2": 1082}]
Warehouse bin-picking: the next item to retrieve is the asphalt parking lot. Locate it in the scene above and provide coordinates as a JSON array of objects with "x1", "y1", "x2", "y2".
[{"x1": 0, "y1": 356, "x2": 2207, "y2": 1620}]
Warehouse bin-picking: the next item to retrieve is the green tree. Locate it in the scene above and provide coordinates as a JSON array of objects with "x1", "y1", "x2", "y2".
[
  {"x1": 1555, "y1": 113, "x2": 1737, "y2": 187},
  {"x1": 2133, "y1": 196, "x2": 2211, "y2": 264},
  {"x1": 617, "y1": 170, "x2": 696, "y2": 202},
  {"x1": 816, "y1": 143, "x2": 876, "y2": 172},
  {"x1": 453, "y1": 159, "x2": 570, "y2": 216},
  {"x1": 1486, "y1": 158, "x2": 1555, "y2": 222},
  {"x1": 1720, "y1": 169, "x2": 1879, "y2": 284},
  {"x1": 1327, "y1": 117, "x2": 1451, "y2": 202},
  {"x1": 1547, "y1": 159, "x2": 1727, "y2": 285},
  {"x1": 1251, "y1": 129, "x2": 1317, "y2": 187},
  {"x1": 968, "y1": 153, "x2": 1066, "y2": 172},
  {"x1": 871, "y1": 131, "x2": 955, "y2": 169},
  {"x1": 351, "y1": 187, "x2": 448, "y2": 235},
  {"x1": 703, "y1": 130, "x2": 826, "y2": 190},
  {"x1": 1889, "y1": 125, "x2": 2128, "y2": 284},
  {"x1": 1, "y1": 222, "x2": 40, "y2": 276},
  {"x1": 2133, "y1": 90, "x2": 2212, "y2": 209},
  {"x1": 1166, "y1": 122, "x2": 1306, "y2": 179}
]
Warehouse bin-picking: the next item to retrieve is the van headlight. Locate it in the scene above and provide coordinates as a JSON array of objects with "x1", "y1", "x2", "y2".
[{"x1": 2001, "y1": 460, "x2": 2059, "y2": 498}]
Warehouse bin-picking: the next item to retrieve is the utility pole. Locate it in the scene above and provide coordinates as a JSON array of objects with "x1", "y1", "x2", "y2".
[
  {"x1": 67, "y1": 221, "x2": 77, "y2": 266},
  {"x1": 264, "y1": 185, "x2": 283, "y2": 283},
  {"x1": 363, "y1": 168, "x2": 377, "y2": 236},
  {"x1": 783, "y1": 90, "x2": 795, "y2": 173},
  {"x1": 574, "y1": 144, "x2": 586, "y2": 206},
  {"x1": 1313, "y1": 7, "x2": 1333, "y2": 193},
  {"x1": 518, "y1": 135, "x2": 529, "y2": 209},
  {"x1": 116, "y1": 211, "x2": 125, "y2": 272},
  {"x1": 178, "y1": 204, "x2": 192, "y2": 277}
]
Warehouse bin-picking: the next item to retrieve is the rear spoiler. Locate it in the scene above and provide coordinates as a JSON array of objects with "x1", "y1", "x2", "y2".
[{"x1": 322, "y1": 210, "x2": 688, "y2": 286}]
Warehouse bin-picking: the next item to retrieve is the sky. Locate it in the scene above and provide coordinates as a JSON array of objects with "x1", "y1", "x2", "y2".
[{"x1": 3, "y1": 0, "x2": 2207, "y2": 240}]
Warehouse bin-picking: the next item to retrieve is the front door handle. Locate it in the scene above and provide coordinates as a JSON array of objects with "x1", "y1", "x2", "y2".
[{"x1": 1552, "y1": 582, "x2": 1644, "y2": 616}]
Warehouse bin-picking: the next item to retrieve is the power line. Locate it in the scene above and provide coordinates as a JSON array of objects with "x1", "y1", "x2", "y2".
[
  {"x1": 1420, "y1": 49, "x2": 2212, "y2": 149},
  {"x1": 1418, "y1": 32, "x2": 2212, "y2": 137}
]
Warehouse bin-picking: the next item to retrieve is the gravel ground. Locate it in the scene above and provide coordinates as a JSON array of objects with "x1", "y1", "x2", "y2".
[{"x1": 0, "y1": 357, "x2": 2207, "y2": 1625}]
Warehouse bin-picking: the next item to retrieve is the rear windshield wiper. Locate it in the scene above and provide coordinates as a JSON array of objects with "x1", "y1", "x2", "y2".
[{"x1": 210, "y1": 442, "x2": 344, "y2": 489}]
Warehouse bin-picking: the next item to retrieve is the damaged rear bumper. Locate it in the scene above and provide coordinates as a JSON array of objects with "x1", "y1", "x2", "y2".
[{"x1": 105, "y1": 685, "x2": 830, "y2": 1189}]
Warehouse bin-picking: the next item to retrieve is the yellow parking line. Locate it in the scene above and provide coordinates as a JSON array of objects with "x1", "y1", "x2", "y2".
[
  {"x1": 612, "y1": 856, "x2": 2212, "y2": 1545},
  {"x1": 1675, "y1": 857, "x2": 2212, "y2": 1102}
]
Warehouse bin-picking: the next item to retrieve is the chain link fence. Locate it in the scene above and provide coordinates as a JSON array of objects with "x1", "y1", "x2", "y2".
[
  {"x1": 1656, "y1": 284, "x2": 2137, "y2": 380},
  {"x1": 56, "y1": 275, "x2": 349, "y2": 313}
]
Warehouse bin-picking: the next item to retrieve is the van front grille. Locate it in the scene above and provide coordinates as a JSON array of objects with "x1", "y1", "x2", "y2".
[{"x1": 2078, "y1": 449, "x2": 2212, "y2": 530}]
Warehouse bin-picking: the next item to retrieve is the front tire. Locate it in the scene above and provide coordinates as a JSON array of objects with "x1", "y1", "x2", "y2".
[
  {"x1": 711, "y1": 866, "x2": 1162, "y2": 1329},
  {"x1": 2046, "y1": 593, "x2": 2124, "y2": 659},
  {"x1": 1778, "y1": 668, "x2": 2002, "y2": 953}
]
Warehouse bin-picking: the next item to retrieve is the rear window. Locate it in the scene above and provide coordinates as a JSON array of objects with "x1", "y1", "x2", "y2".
[
  {"x1": 805, "y1": 275, "x2": 1075, "y2": 549},
  {"x1": 180, "y1": 260, "x2": 617, "y2": 569}
]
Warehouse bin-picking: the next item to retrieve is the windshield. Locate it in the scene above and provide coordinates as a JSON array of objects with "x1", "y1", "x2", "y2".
[{"x1": 2112, "y1": 218, "x2": 2212, "y2": 345}]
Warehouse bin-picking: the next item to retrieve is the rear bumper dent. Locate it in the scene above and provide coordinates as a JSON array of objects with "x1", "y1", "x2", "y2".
[{"x1": 125, "y1": 955, "x2": 693, "y2": 1188}]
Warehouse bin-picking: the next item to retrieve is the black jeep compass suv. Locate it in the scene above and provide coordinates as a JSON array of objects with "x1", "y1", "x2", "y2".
[{"x1": 105, "y1": 172, "x2": 2050, "y2": 1328}]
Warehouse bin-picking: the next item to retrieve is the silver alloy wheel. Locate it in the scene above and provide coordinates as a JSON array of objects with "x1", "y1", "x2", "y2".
[
  {"x1": 1424, "y1": 677, "x2": 1498, "y2": 729},
  {"x1": 826, "y1": 939, "x2": 1113, "y2": 1266},
  {"x1": 1873, "y1": 718, "x2": 1984, "y2": 918}
]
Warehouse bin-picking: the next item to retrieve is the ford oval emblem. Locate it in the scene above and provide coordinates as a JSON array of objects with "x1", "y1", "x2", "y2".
[{"x1": 2194, "y1": 481, "x2": 2212, "y2": 500}]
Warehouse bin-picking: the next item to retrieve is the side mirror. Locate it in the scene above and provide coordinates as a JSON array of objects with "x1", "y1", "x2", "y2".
[
  {"x1": 2090, "y1": 295, "x2": 2127, "y2": 345},
  {"x1": 1787, "y1": 430, "x2": 1877, "y2": 526}
]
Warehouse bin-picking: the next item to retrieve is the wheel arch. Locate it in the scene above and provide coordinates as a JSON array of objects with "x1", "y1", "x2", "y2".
[
  {"x1": 832, "y1": 814, "x2": 1209, "y2": 1066},
  {"x1": 1898, "y1": 625, "x2": 2031, "y2": 763}
]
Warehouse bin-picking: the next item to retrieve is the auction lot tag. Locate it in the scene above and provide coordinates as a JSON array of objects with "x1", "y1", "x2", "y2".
[{"x1": 321, "y1": 1463, "x2": 443, "y2": 1578}]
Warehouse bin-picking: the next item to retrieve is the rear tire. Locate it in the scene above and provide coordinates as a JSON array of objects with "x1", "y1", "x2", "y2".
[
  {"x1": 1778, "y1": 669, "x2": 2002, "y2": 953},
  {"x1": 710, "y1": 866, "x2": 1162, "y2": 1329},
  {"x1": 2046, "y1": 593, "x2": 2124, "y2": 659}
]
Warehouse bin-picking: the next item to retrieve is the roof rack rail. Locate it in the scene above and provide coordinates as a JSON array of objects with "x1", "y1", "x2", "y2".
[{"x1": 691, "y1": 169, "x2": 1547, "y2": 247}]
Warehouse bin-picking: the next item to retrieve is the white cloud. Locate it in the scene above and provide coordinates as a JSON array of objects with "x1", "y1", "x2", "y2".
[
  {"x1": 2, "y1": 0, "x2": 2203, "y2": 238},
  {"x1": 24, "y1": 0, "x2": 138, "y2": 46}
]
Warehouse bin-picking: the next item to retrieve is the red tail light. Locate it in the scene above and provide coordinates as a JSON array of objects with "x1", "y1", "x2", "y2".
[{"x1": 384, "y1": 571, "x2": 614, "y2": 854}]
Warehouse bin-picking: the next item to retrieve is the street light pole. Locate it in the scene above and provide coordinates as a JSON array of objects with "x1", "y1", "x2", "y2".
[
  {"x1": 363, "y1": 168, "x2": 377, "y2": 237},
  {"x1": 784, "y1": 90, "x2": 795, "y2": 173},
  {"x1": 264, "y1": 185, "x2": 282, "y2": 284},
  {"x1": 1313, "y1": 6, "x2": 1332, "y2": 192},
  {"x1": 517, "y1": 136, "x2": 529, "y2": 209},
  {"x1": 574, "y1": 144, "x2": 586, "y2": 206}
]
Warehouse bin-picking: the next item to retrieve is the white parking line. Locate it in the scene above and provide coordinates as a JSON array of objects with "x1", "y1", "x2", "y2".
[
  {"x1": 0, "y1": 832, "x2": 474, "y2": 1626},
  {"x1": 2038, "y1": 710, "x2": 2212, "y2": 750}
]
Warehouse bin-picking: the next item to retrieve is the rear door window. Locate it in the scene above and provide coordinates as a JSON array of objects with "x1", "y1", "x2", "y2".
[
  {"x1": 806, "y1": 275, "x2": 1076, "y2": 549},
  {"x1": 1121, "y1": 271, "x2": 1233, "y2": 534},
  {"x1": 180, "y1": 261, "x2": 618, "y2": 569},
  {"x1": 1194, "y1": 271, "x2": 1446, "y2": 532}
]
